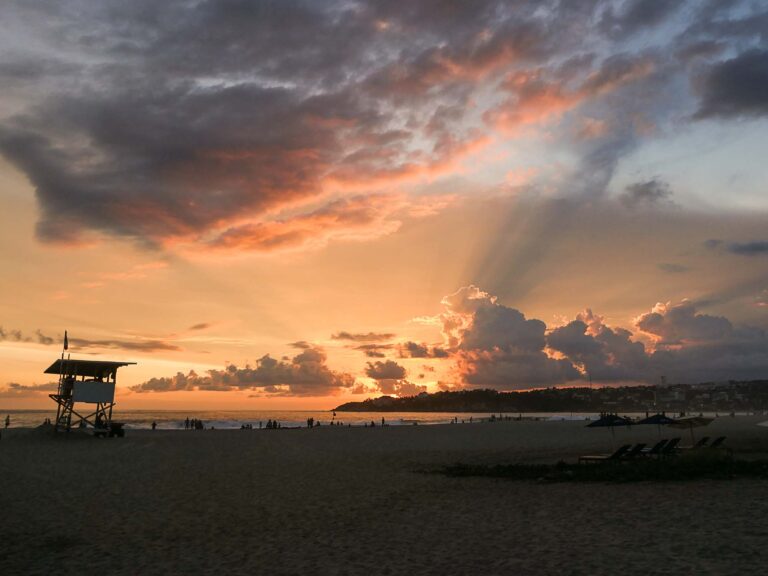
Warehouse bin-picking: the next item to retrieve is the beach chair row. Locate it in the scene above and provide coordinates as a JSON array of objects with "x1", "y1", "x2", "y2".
[{"x1": 578, "y1": 436, "x2": 727, "y2": 464}]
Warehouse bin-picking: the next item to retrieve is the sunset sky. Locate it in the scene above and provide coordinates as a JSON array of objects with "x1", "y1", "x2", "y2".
[{"x1": 1, "y1": 0, "x2": 767, "y2": 409}]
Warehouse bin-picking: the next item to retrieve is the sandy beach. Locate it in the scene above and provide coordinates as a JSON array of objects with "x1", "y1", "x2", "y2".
[{"x1": 2, "y1": 416, "x2": 767, "y2": 575}]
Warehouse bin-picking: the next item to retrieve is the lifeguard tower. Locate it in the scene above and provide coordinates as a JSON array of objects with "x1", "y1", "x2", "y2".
[{"x1": 46, "y1": 357, "x2": 135, "y2": 436}]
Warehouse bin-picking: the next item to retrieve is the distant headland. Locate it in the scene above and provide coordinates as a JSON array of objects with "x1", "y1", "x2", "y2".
[{"x1": 334, "y1": 381, "x2": 768, "y2": 413}]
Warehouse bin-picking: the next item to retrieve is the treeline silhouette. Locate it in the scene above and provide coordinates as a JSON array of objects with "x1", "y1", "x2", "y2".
[{"x1": 334, "y1": 381, "x2": 768, "y2": 413}]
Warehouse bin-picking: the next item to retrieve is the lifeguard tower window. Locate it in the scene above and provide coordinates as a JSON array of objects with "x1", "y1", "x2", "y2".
[{"x1": 45, "y1": 358, "x2": 135, "y2": 435}]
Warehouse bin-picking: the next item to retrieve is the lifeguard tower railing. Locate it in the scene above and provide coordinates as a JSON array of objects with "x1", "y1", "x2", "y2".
[{"x1": 45, "y1": 359, "x2": 135, "y2": 433}]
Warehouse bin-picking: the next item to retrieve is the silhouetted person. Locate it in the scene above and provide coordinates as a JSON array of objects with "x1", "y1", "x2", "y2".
[
  {"x1": 62, "y1": 376, "x2": 74, "y2": 397},
  {"x1": 381, "y1": 417, "x2": 385, "y2": 427},
  {"x1": 185, "y1": 417, "x2": 190, "y2": 430},
  {"x1": 4, "y1": 415, "x2": 9, "y2": 429},
  {"x1": 151, "y1": 421, "x2": 157, "y2": 430}
]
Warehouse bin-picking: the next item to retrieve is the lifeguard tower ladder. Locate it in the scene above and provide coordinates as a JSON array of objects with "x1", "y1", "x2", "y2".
[{"x1": 46, "y1": 358, "x2": 135, "y2": 436}]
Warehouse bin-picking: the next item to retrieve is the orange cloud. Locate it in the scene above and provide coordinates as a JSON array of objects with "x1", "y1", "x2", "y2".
[
  {"x1": 487, "y1": 56, "x2": 656, "y2": 133},
  {"x1": 206, "y1": 194, "x2": 404, "y2": 253},
  {"x1": 324, "y1": 134, "x2": 492, "y2": 193}
]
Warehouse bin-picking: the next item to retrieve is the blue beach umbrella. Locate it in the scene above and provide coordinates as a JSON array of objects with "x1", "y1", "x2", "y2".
[
  {"x1": 587, "y1": 414, "x2": 633, "y2": 446},
  {"x1": 638, "y1": 413, "x2": 676, "y2": 437}
]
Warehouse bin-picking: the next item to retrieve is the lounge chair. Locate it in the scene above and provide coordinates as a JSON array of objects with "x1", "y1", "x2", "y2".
[
  {"x1": 693, "y1": 436, "x2": 710, "y2": 448},
  {"x1": 659, "y1": 437, "x2": 681, "y2": 457},
  {"x1": 641, "y1": 439, "x2": 668, "y2": 457},
  {"x1": 622, "y1": 443, "x2": 647, "y2": 459},
  {"x1": 679, "y1": 436, "x2": 710, "y2": 451},
  {"x1": 709, "y1": 436, "x2": 726, "y2": 449},
  {"x1": 579, "y1": 444, "x2": 632, "y2": 464}
]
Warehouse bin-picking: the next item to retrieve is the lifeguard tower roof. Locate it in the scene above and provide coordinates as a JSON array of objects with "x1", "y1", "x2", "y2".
[{"x1": 45, "y1": 359, "x2": 136, "y2": 379}]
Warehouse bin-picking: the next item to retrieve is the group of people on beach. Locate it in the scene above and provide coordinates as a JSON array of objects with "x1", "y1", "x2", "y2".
[
  {"x1": 307, "y1": 417, "x2": 348, "y2": 427},
  {"x1": 363, "y1": 417, "x2": 388, "y2": 427},
  {"x1": 184, "y1": 417, "x2": 205, "y2": 430}
]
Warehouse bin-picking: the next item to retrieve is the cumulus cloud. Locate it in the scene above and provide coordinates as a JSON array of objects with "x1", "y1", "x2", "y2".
[
  {"x1": 437, "y1": 285, "x2": 580, "y2": 389},
  {"x1": 438, "y1": 287, "x2": 768, "y2": 389},
  {"x1": 364, "y1": 359, "x2": 407, "y2": 381},
  {"x1": 547, "y1": 310, "x2": 649, "y2": 382},
  {"x1": 629, "y1": 300, "x2": 768, "y2": 382},
  {"x1": 361, "y1": 358, "x2": 426, "y2": 396},
  {"x1": 396, "y1": 341, "x2": 448, "y2": 359},
  {"x1": 352, "y1": 344, "x2": 393, "y2": 358},
  {"x1": 131, "y1": 346, "x2": 355, "y2": 396},
  {"x1": 375, "y1": 379, "x2": 427, "y2": 397},
  {"x1": 635, "y1": 300, "x2": 733, "y2": 345}
]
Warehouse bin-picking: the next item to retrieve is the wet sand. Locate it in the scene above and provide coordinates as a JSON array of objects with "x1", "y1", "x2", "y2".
[{"x1": 1, "y1": 416, "x2": 767, "y2": 575}]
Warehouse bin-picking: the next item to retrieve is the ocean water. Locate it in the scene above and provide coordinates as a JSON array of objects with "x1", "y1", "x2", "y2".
[
  {"x1": 1, "y1": 409, "x2": 600, "y2": 430},
  {"x1": 4, "y1": 409, "x2": 755, "y2": 430}
]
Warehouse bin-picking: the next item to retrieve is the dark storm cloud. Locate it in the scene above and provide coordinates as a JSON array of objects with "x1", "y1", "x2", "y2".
[
  {"x1": 0, "y1": 0, "x2": 763, "y2": 251},
  {"x1": 599, "y1": 0, "x2": 686, "y2": 38},
  {"x1": 0, "y1": 0, "x2": 612, "y2": 249},
  {"x1": 620, "y1": 179, "x2": 674, "y2": 208},
  {"x1": 727, "y1": 241, "x2": 768, "y2": 256},
  {"x1": 131, "y1": 345, "x2": 355, "y2": 395},
  {"x1": 704, "y1": 238, "x2": 768, "y2": 256},
  {"x1": 695, "y1": 49, "x2": 768, "y2": 119}
]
